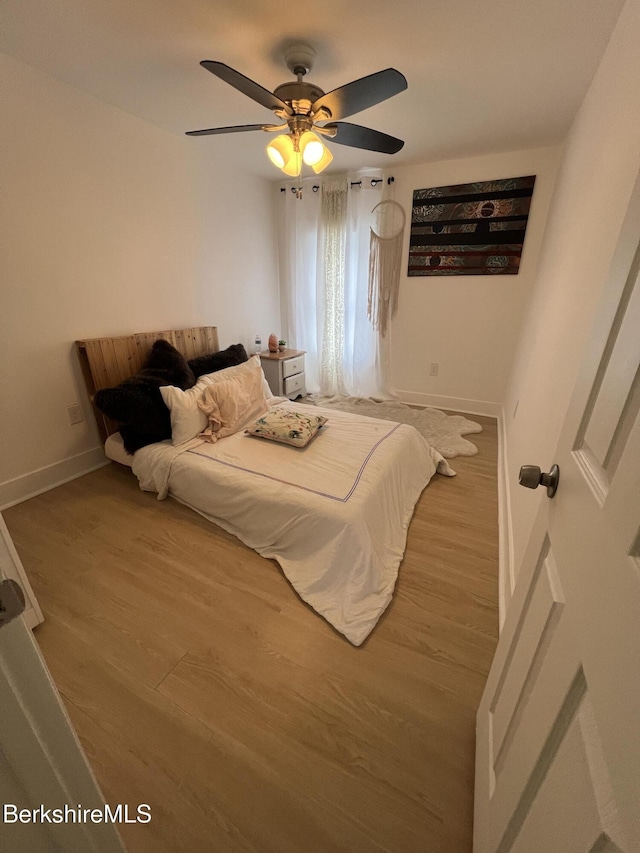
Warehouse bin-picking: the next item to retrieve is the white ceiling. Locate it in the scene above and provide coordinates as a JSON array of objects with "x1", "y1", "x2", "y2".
[{"x1": 0, "y1": 0, "x2": 625, "y2": 179}]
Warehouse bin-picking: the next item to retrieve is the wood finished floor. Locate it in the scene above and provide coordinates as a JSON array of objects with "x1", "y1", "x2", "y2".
[{"x1": 4, "y1": 414, "x2": 499, "y2": 853}]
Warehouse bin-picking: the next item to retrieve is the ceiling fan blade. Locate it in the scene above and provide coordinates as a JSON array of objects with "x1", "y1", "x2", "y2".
[
  {"x1": 200, "y1": 61, "x2": 292, "y2": 115},
  {"x1": 327, "y1": 122, "x2": 404, "y2": 154},
  {"x1": 185, "y1": 124, "x2": 267, "y2": 137},
  {"x1": 312, "y1": 68, "x2": 407, "y2": 121}
]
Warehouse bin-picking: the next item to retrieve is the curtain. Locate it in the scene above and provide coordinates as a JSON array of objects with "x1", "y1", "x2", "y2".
[
  {"x1": 278, "y1": 174, "x2": 392, "y2": 398},
  {"x1": 320, "y1": 179, "x2": 348, "y2": 393}
]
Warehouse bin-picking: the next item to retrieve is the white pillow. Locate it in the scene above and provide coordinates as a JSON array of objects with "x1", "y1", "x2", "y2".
[
  {"x1": 161, "y1": 356, "x2": 269, "y2": 445},
  {"x1": 197, "y1": 370, "x2": 269, "y2": 443}
]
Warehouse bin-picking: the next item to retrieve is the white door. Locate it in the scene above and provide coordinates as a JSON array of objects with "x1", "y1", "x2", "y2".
[
  {"x1": 474, "y1": 172, "x2": 640, "y2": 852},
  {"x1": 0, "y1": 520, "x2": 126, "y2": 852}
]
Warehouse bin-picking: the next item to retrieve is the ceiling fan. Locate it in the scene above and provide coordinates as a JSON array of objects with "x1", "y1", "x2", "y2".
[{"x1": 186, "y1": 44, "x2": 407, "y2": 176}]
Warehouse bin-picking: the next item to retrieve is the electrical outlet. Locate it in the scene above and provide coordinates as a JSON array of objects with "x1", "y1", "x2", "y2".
[
  {"x1": 429, "y1": 362, "x2": 439, "y2": 377},
  {"x1": 67, "y1": 404, "x2": 83, "y2": 425}
]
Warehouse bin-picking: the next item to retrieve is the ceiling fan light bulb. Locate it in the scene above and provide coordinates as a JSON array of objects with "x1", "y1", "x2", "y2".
[
  {"x1": 299, "y1": 131, "x2": 325, "y2": 166},
  {"x1": 268, "y1": 150, "x2": 285, "y2": 168},
  {"x1": 266, "y1": 135, "x2": 294, "y2": 169},
  {"x1": 303, "y1": 140, "x2": 324, "y2": 165},
  {"x1": 268, "y1": 148, "x2": 285, "y2": 168},
  {"x1": 311, "y1": 144, "x2": 333, "y2": 174}
]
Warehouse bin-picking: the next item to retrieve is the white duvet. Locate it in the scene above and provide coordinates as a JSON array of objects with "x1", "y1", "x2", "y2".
[{"x1": 132, "y1": 401, "x2": 454, "y2": 645}]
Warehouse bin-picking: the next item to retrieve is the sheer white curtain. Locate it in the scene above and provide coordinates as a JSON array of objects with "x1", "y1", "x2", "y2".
[
  {"x1": 319, "y1": 179, "x2": 348, "y2": 393},
  {"x1": 278, "y1": 174, "x2": 392, "y2": 398}
]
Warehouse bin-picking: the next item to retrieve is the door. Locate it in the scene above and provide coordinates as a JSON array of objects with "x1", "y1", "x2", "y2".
[
  {"x1": 474, "y1": 172, "x2": 640, "y2": 851},
  {"x1": 0, "y1": 521, "x2": 126, "y2": 852}
]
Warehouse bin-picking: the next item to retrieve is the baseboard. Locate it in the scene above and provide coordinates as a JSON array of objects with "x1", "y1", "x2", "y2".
[
  {"x1": 0, "y1": 447, "x2": 110, "y2": 510},
  {"x1": 496, "y1": 407, "x2": 514, "y2": 632},
  {"x1": 395, "y1": 390, "x2": 502, "y2": 418},
  {"x1": 398, "y1": 389, "x2": 512, "y2": 629}
]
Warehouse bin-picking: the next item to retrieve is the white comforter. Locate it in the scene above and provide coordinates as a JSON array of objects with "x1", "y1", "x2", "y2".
[{"x1": 132, "y1": 401, "x2": 454, "y2": 645}]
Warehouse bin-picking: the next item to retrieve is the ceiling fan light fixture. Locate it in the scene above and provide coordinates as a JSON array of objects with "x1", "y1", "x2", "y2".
[
  {"x1": 299, "y1": 131, "x2": 325, "y2": 166},
  {"x1": 266, "y1": 134, "x2": 294, "y2": 169},
  {"x1": 280, "y1": 149, "x2": 302, "y2": 177},
  {"x1": 310, "y1": 143, "x2": 333, "y2": 174}
]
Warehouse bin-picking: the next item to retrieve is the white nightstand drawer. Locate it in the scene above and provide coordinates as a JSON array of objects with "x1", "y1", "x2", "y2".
[
  {"x1": 284, "y1": 372, "x2": 306, "y2": 397},
  {"x1": 259, "y1": 349, "x2": 306, "y2": 397},
  {"x1": 282, "y1": 355, "x2": 304, "y2": 379}
]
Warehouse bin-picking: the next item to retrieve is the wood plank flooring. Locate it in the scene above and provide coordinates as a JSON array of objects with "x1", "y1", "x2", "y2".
[{"x1": 4, "y1": 414, "x2": 499, "y2": 853}]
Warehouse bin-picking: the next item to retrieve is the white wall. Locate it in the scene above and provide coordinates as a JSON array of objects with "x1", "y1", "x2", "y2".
[
  {"x1": 503, "y1": 0, "x2": 640, "y2": 587},
  {"x1": 0, "y1": 53, "x2": 280, "y2": 506},
  {"x1": 388, "y1": 147, "x2": 562, "y2": 414}
]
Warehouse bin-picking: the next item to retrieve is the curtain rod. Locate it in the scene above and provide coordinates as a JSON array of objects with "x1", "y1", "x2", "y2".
[{"x1": 280, "y1": 176, "x2": 394, "y2": 194}]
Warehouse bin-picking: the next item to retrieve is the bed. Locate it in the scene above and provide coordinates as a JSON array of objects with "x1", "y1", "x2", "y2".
[{"x1": 77, "y1": 327, "x2": 454, "y2": 645}]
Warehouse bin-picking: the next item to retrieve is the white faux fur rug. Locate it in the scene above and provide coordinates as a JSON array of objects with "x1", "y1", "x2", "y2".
[{"x1": 302, "y1": 396, "x2": 482, "y2": 458}]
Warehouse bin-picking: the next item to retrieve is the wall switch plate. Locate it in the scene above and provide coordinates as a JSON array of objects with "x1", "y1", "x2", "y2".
[
  {"x1": 67, "y1": 404, "x2": 83, "y2": 425},
  {"x1": 430, "y1": 362, "x2": 439, "y2": 377}
]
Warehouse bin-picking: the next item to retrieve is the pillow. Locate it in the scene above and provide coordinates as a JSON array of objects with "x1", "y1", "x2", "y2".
[
  {"x1": 245, "y1": 407, "x2": 327, "y2": 448},
  {"x1": 93, "y1": 339, "x2": 195, "y2": 455},
  {"x1": 160, "y1": 356, "x2": 269, "y2": 445},
  {"x1": 196, "y1": 370, "x2": 269, "y2": 443},
  {"x1": 187, "y1": 341, "x2": 273, "y2": 402},
  {"x1": 145, "y1": 339, "x2": 196, "y2": 388},
  {"x1": 95, "y1": 374, "x2": 173, "y2": 454},
  {"x1": 188, "y1": 343, "x2": 248, "y2": 379}
]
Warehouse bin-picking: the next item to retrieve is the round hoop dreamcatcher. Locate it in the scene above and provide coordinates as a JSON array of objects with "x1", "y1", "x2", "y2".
[{"x1": 368, "y1": 199, "x2": 406, "y2": 337}]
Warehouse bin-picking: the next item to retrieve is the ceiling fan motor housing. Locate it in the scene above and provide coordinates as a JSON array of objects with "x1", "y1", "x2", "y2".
[{"x1": 273, "y1": 81, "x2": 326, "y2": 112}]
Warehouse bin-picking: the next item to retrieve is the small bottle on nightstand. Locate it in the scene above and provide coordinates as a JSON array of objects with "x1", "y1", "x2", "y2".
[{"x1": 254, "y1": 335, "x2": 262, "y2": 354}]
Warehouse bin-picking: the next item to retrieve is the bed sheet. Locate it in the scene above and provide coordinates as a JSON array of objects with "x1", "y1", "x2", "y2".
[
  {"x1": 132, "y1": 401, "x2": 454, "y2": 645},
  {"x1": 104, "y1": 432, "x2": 134, "y2": 467}
]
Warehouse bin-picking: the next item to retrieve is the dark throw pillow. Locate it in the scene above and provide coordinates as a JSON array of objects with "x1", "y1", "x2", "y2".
[
  {"x1": 144, "y1": 339, "x2": 196, "y2": 388},
  {"x1": 95, "y1": 375, "x2": 172, "y2": 454},
  {"x1": 187, "y1": 343, "x2": 248, "y2": 379},
  {"x1": 94, "y1": 339, "x2": 196, "y2": 454}
]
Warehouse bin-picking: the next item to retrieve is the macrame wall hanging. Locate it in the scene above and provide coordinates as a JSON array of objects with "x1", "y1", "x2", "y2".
[{"x1": 367, "y1": 199, "x2": 406, "y2": 337}]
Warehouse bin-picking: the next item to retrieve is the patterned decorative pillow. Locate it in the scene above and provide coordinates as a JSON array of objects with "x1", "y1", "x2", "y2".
[{"x1": 245, "y1": 407, "x2": 327, "y2": 448}]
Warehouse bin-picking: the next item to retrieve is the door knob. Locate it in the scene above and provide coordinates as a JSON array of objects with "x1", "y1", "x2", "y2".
[
  {"x1": 0, "y1": 579, "x2": 26, "y2": 629},
  {"x1": 518, "y1": 464, "x2": 560, "y2": 498}
]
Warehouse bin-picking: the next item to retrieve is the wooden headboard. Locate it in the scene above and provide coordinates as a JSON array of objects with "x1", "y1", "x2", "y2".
[{"x1": 76, "y1": 326, "x2": 219, "y2": 443}]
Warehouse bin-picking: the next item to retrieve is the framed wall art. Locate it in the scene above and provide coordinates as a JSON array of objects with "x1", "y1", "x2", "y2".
[{"x1": 407, "y1": 175, "x2": 536, "y2": 275}]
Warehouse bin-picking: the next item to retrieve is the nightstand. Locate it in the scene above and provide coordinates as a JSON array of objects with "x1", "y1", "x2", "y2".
[{"x1": 259, "y1": 349, "x2": 307, "y2": 399}]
